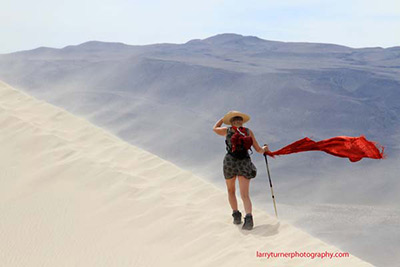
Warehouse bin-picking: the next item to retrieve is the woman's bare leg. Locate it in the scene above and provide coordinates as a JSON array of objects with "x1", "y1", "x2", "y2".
[
  {"x1": 225, "y1": 176, "x2": 238, "y2": 211},
  {"x1": 238, "y1": 175, "x2": 252, "y2": 215}
]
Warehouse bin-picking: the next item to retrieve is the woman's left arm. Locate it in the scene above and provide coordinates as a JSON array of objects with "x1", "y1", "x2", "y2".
[{"x1": 249, "y1": 129, "x2": 269, "y2": 154}]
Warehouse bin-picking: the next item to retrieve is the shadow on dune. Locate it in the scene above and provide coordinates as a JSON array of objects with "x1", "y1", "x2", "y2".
[{"x1": 238, "y1": 222, "x2": 281, "y2": 237}]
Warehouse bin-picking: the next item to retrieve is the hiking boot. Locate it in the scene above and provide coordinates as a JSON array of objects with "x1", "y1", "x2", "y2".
[
  {"x1": 232, "y1": 210, "x2": 242, "y2": 224},
  {"x1": 242, "y1": 214, "x2": 254, "y2": 230}
]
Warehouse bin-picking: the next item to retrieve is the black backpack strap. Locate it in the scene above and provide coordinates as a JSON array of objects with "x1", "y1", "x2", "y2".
[
  {"x1": 225, "y1": 139, "x2": 230, "y2": 153},
  {"x1": 225, "y1": 127, "x2": 232, "y2": 153}
]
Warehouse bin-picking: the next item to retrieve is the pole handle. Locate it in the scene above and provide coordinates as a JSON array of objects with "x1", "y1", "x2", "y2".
[{"x1": 263, "y1": 143, "x2": 269, "y2": 156}]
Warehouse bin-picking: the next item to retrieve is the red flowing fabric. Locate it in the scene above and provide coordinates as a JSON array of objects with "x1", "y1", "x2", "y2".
[{"x1": 264, "y1": 135, "x2": 386, "y2": 162}]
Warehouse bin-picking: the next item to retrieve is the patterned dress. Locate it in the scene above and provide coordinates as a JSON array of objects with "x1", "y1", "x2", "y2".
[{"x1": 223, "y1": 126, "x2": 257, "y2": 179}]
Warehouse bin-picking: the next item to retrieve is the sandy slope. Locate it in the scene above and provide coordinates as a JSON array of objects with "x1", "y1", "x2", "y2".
[{"x1": 0, "y1": 80, "x2": 373, "y2": 266}]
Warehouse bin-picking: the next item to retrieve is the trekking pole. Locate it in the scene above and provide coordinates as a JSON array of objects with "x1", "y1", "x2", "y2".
[{"x1": 263, "y1": 144, "x2": 278, "y2": 219}]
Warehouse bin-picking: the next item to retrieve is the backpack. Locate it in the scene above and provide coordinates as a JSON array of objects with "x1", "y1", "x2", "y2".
[{"x1": 225, "y1": 126, "x2": 253, "y2": 159}]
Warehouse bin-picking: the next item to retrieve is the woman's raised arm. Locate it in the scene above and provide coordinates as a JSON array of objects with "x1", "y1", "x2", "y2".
[{"x1": 213, "y1": 117, "x2": 228, "y2": 136}]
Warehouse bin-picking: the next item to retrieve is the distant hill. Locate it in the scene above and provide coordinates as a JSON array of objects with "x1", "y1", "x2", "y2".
[
  {"x1": 1, "y1": 33, "x2": 399, "y2": 267},
  {"x1": 0, "y1": 32, "x2": 398, "y2": 191}
]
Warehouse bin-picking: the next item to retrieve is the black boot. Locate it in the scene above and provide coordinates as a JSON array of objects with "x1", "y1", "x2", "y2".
[
  {"x1": 242, "y1": 213, "x2": 254, "y2": 230},
  {"x1": 232, "y1": 210, "x2": 242, "y2": 224}
]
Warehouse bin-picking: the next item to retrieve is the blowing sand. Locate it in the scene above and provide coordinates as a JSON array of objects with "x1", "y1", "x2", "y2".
[{"x1": 0, "y1": 80, "x2": 373, "y2": 266}]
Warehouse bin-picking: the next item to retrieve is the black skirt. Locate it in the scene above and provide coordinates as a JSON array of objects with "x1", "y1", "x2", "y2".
[{"x1": 223, "y1": 153, "x2": 257, "y2": 179}]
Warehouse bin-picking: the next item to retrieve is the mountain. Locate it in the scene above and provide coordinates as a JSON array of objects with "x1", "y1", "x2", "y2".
[{"x1": 0, "y1": 33, "x2": 399, "y2": 266}]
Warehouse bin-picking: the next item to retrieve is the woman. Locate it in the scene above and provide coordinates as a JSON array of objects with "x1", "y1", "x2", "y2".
[{"x1": 213, "y1": 110, "x2": 269, "y2": 230}]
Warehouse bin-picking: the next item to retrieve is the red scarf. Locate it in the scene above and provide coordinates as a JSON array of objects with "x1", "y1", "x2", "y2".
[
  {"x1": 265, "y1": 135, "x2": 386, "y2": 162},
  {"x1": 231, "y1": 126, "x2": 246, "y2": 134}
]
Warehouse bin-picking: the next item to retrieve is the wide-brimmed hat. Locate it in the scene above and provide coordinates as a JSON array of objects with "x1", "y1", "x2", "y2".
[{"x1": 223, "y1": 110, "x2": 251, "y2": 125}]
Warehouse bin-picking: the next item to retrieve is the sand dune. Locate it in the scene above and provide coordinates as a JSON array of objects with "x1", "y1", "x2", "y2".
[{"x1": 0, "y1": 80, "x2": 373, "y2": 266}]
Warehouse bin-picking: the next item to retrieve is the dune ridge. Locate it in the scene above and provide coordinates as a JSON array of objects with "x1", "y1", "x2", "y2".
[{"x1": 0, "y1": 80, "x2": 373, "y2": 266}]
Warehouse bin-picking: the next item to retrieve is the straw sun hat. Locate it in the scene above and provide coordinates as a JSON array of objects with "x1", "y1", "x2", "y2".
[{"x1": 223, "y1": 110, "x2": 251, "y2": 125}]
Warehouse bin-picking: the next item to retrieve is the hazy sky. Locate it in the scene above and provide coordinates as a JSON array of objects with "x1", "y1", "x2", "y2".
[{"x1": 1, "y1": 0, "x2": 399, "y2": 53}]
